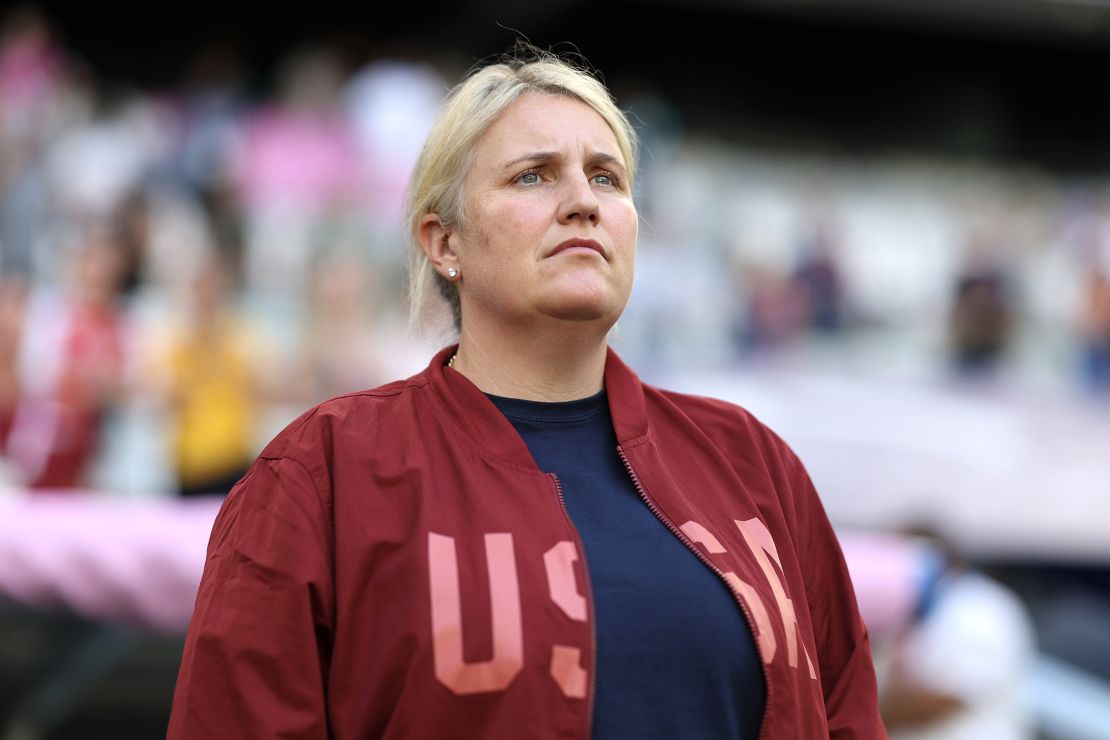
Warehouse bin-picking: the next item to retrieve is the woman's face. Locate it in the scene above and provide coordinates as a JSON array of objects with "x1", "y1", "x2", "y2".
[{"x1": 452, "y1": 92, "x2": 638, "y2": 332}]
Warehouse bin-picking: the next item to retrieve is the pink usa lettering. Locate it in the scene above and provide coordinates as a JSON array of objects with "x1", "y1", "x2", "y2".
[
  {"x1": 680, "y1": 518, "x2": 816, "y2": 680},
  {"x1": 427, "y1": 534, "x2": 589, "y2": 697}
]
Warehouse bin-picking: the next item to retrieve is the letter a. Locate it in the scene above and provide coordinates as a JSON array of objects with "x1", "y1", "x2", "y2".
[{"x1": 735, "y1": 518, "x2": 816, "y2": 679}]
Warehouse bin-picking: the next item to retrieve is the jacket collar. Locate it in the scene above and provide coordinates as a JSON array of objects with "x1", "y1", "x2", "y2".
[
  {"x1": 422, "y1": 344, "x2": 650, "y2": 469},
  {"x1": 602, "y1": 345, "x2": 650, "y2": 445}
]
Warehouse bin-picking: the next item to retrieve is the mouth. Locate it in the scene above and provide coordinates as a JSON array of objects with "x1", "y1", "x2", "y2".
[{"x1": 548, "y1": 238, "x2": 606, "y2": 259}]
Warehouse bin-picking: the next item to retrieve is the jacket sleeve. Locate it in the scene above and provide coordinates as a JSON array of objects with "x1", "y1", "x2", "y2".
[
  {"x1": 788, "y1": 452, "x2": 888, "y2": 740},
  {"x1": 167, "y1": 454, "x2": 335, "y2": 739}
]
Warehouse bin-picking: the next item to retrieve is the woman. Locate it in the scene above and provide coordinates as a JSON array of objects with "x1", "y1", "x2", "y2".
[{"x1": 168, "y1": 49, "x2": 885, "y2": 739}]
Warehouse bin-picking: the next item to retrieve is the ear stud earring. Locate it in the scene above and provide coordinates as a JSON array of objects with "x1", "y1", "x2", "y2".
[{"x1": 447, "y1": 267, "x2": 459, "y2": 279}]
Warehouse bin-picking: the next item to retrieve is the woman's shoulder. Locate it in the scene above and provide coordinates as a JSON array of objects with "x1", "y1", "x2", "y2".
[
  {"x1": 648, "y1": 384, "x2": 777, "y2": 441},
  {"x1": 258, "y1": 374, "x2": 433, "y2": 463},
  {"x1": 646, "y1": 383, "x2": 805, "y2": 474}
]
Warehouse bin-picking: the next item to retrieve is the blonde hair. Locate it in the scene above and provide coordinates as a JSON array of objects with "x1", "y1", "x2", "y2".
[{"x1": 405, "y1": 47, "x2": 639, "y2": 333}]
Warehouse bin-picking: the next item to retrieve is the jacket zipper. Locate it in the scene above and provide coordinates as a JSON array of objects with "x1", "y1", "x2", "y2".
[
  {"x1": 616, "y1": 446, "x2": 770, "y2": 740},
  {"x1": 549, "y1": 473, "x2": 598, "y2": 739}
]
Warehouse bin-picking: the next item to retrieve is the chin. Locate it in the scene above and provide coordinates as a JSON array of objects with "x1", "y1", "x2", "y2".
[
  {"x1": 538, "y1": 292, "x2": 627, "y2": 324},
  {"x1": 543, "y1": 304, "x2": 615, "y2": 323},
  {"x1": 527, "y1": 271, "x2": 631, "y2": 325}
]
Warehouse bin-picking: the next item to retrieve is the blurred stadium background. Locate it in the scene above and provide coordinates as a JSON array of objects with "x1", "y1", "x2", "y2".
[{"x1": 1, "y1": 0, "x2": 1109, "y2": 737}]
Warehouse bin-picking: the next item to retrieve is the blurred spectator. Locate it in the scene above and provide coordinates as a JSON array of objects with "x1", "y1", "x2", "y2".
[
  {"x1": 146, "y1": 251, "x2": 273, "y2": 497},
  {"x1": 300, "y1": 253, "x2": 390, "y2": 402},
  {"x1": 732, "y1": 259, "x2": 807, "y2": 354},
  {"x1": 948, "y1": 225, "x2": 1016, "y2": 376},
  {"x1": 1076, "y1": 265, "x2": 1110, "y2": 395},
  {"x1": 792, "y1": 208, "x2": 847, "y2": 335},
  {"x1": 44, "y1": 90, "x2": 161, "y2": 231},
  {"x1": 0, "y1": 7, "x2": 68, "y2": 279},
  {"x1": 341, "y1": 57, "x2": 444, "y2": 231},
  {"x1": 0, "y1": 151, "x2": 51, "y2": 277},
  {"x1": 232, "y1": 45, "x2": 357, "y2": 301},
  {"x1": 173, "y1": 44, "x2": 246, "y2": 198},
  {"x1": 0, "y1": 275, "x2": 28, "y2": 455},
  {"x1": 616, "y1": 81, "x2": 683, "y2": 223},
  {"x1": 0, "y1": 5, "x2": 65, "y2": 147},
  {"x1": 878, "y1": 530, "x2": 1036, "y2": 740},
  {"x1": 4, "y1": 223, "x2": 128, "y2": 488},
  {"x1": 171, "y1": 43, "x2": 248, "y2": 277}
]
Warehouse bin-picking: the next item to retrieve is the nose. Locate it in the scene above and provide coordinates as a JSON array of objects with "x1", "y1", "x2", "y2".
[{"x1": 556, "y1": 174, "x2": 600, "y2": 225}]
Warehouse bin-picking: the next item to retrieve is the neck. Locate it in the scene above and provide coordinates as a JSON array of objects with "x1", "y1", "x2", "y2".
[{"x1": 450, "y1": 320, "x2": 609, "y2": 402}]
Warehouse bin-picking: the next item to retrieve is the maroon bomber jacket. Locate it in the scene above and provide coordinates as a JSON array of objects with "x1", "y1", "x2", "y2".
[{"x1": 168, "y1": 345, "x2": 886, "y2": 739}]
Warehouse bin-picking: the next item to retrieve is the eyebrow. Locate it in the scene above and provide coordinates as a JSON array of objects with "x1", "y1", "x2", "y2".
[
  {"x1": 590, "y1": 152, "x2": 626, "y2": 174},
  {"x1": 500, "y1": 150, "x2": 626, "y2": 174},
  {"x1": 501, "y1": 151, "x2": 558, "y2": 170}
]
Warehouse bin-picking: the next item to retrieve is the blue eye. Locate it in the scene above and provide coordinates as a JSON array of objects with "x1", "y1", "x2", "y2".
[
  {"x1": 518, "y1": 171, "x2": 541, "y2": 185},
  {"x1": 594, "y1": 174, "x2": 612, "y2": 187}
]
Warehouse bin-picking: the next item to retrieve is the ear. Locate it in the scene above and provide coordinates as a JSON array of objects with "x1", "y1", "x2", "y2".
[{"x1": 418, "y1": 213, "x2": 460, "y2": 279}]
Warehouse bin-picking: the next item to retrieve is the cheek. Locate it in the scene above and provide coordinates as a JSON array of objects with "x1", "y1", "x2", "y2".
[
  {"x1": 480, "y1": 200, "x2": 548, "y2": 258},
  {"x1": 505, "y1": 201, "x2": 549, "y2": 241},
  {"x1": 611, "y1": 201, "x2": 639, "y2": 250}
]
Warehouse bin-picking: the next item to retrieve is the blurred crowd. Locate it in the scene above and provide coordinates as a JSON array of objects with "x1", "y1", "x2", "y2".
[
  {"x1": 0, "y1": 8, "x2": 442, "y2": 495},
  {"x1": 1, "y1": 7, "x2": 1109, "y2": 497}
]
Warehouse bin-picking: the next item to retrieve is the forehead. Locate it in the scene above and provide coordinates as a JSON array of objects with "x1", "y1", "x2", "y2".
[{"x1": 472, "y1": 92, "x2": 624, "y2": 169}]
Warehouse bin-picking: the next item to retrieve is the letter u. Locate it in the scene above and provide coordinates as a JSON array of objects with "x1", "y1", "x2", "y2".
[{"x1": 427, "y1": 532, "x2": 524, "y2": 694}]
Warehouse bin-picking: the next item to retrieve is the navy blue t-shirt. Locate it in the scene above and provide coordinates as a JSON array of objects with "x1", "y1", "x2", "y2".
[{"x1": 488, "y1": 390, "x2": 766, "y2": 739}]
